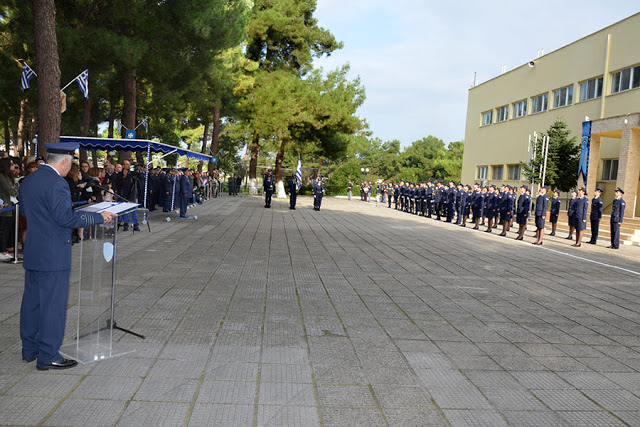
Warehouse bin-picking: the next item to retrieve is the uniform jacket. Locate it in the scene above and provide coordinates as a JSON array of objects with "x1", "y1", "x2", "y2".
[
  {"x1": 611, "y1": 197, "x2": 625, "y2": 223},
  {"x1": 517, "y1": 194, "x2": 530, "y2": 216},
  {"x1": 19, "y1": 165, "x2": 104, "y2": 271},
  {"x1": 180, "y1": 174, "x2": 193, "y2": 198},
  {"x1": 550, "y1": 197, "x2": 561, "y2": 216},
  {"x1": 590, "y1": 196, "x2": 603, "y2": 220},
  {"x1": 312, "y1": 180, "x2": 324, "y2": 195},
  {"x1": 575, "y1": 196, "x2": 589, "y2": 223},
  {"x1": 264, "y1": 175, "x2": 274, "y2": 192},
  {"x1": 535, "y1": 194, "x2": 549, "y2": 217},
  {"x1": 567, "y1": 197, "x2": 577, "y2": 218}
]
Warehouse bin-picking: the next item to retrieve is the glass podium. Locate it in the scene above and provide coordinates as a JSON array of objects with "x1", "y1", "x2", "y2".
[{"x1": 60, "y1": 202, "x2": 140, "y2": 364}]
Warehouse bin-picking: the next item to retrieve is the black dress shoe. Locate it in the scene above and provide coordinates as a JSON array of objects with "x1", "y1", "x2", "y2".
[
  {"x1": 133, "y1": 225, "x2": 140, "y2": 232},
  {"x1": 586, "y1": 241, "x2": 596, "y2": 244},
  {"x1": 22, "y1": 355, "x2": 37, "y2": 363},
  {"x1": 37, "y1": 358, "x2": 78, "y2": 371}
]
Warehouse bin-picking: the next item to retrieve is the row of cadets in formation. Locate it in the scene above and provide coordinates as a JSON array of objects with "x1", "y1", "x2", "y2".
[
  {"x1": 145, "y1": 166, "x2": 194, "y2": 218},
  {"x1": 377, "y1": 181, "x2": 626, "y2": 249}
]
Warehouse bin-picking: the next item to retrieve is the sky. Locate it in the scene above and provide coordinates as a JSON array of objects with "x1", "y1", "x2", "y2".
[{"x1": 313, "y1": 1, "x2": 640, "y2": 148}]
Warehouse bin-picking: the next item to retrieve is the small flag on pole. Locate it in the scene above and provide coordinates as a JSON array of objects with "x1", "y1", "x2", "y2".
[
  {"x1": 218, "y1": 148, "x2": 224, "y2": 158},
  {"x1": 75, "y1": 69, "x2": 89, "y2": 99},
  {"x1": 21, "y1": 62, "x2": 37, "y2": 91},
  {"x1": 117, "y1": 121, "x2": 122, "y2": 135},
  {"x1": 295, "y1": 157, "x2": 302, "y2": 190},
  {"x1": 140, "y1": 118, "x2": 148, "y2": 132}
]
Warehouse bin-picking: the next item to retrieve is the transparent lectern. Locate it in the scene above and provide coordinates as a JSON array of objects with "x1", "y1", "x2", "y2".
[{"x1": 60, "y1": 202, "x2": 141, "y2": 364}]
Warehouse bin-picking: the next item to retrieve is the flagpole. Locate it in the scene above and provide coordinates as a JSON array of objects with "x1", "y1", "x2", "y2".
[{"x1": 61, "y1": 70, "x2": 86, "y2": 91}]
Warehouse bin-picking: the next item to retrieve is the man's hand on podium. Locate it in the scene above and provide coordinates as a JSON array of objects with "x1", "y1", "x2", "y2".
[{"x1": 100, "y1": 211, "x2": 117, "y2": 224}]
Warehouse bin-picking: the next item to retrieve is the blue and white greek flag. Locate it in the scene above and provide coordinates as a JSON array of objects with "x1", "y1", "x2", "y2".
[
  {"x1": 21, "y1": 62, "x2": 37, "y2": 91},
  {"x1": 75, "y1": 70, "x2": 89, "y2": 99},
  {"x1": 295, "y1": 157, "x2": 302, "y2": 190},
  {"x1": 140, "y1": 118, "x2": 148, "y2": 132}
]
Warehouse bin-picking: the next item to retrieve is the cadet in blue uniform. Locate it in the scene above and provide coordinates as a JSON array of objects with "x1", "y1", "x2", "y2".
[
  {"x1": 264, "y1": 170, "x2": 274, "y2": 208},
  {"x1": 533, "y1": 186, "x2": 549, "y2": 245},
  {"x1": 515, "y1": 185, "x2": 530, "y2": 240},
  {"x1": 471, "y1": 183, "x2": 484, "y2": 229},
  {"x1": 19, "y1": 143, "x2": 115, "y2": 370},
  {"x1": 313, "y1": 176, "x2": 324, "y2": 210},
  {"x1": 573, "y1": 187, "x2": 589, "y2": 247},
  {"x1": 288, "y1": 176, "x2": 297, "y2": 209},
  {"x1": 566, "y1": 190, "x2": 578, "y2": 240},
  {"x1": 549, "y1": 189, "x2": 561, "y2": 236},
  {"x1": 609, "y1": 187, "x2": 625, "y2": 249},
  {"x1": 484, "y1": 185, "x2": 496, "y2": 232},
  {"x1": 587, "y1": 187, "x2": 603, "y2": 244},
  {"x1": 179, "y1": 168, "x2": 193, "y2": 218}
]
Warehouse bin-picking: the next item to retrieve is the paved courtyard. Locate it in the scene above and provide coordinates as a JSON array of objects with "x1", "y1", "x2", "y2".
[{"x1": 1, "y1": 194, "x2": 640, "y2": 426}]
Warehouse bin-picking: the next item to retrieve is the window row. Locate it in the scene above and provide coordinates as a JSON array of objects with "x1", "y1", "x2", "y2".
[
  {"x1": 476, "y1": 164, "x2": 521, "y2": 181},
  {"x1": 480, "y1": 64, "x2": 640, "y2": 127}
]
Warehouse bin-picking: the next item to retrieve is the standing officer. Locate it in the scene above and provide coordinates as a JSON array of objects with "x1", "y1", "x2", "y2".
[
  {"x1": 515, "y1": 185, "x2": 530, "y2": 240},
  {"x1": 471, "y1": 183, "x2": 483, "y2": 229},
  {"x1": 549, "y1": 189, "x2": 561, "y2": 236},
  {"x1": 608, "y1": 188, "x2": 625, "y2": 249},
  {"x1": 179, "y1": 168, "x2": 193, "y2": 218},
  {"x1": 19, "y1": 142, "x2": 115, "y2": 370},
  {"x1": 313, "y1": 176, "x2": 325, "y2": 210},
  {"x1": 566, "y1": 189, "x2": 578, "y2": 240},
  {"x1": 573, "y1": 187, "x2": 589, "y2": 247},
  {"x1": 587, "y1": 187, "x2": 603, "y2": 244},
  {"x1": 533, "y1": 186, "x2": 549, "y2": 245},
  {"x1": 264, "y1": 170, "x2": 274, "y2": 208},
  {"x1": 288, "y1": 175, "x2": 298, "y2": 210}
]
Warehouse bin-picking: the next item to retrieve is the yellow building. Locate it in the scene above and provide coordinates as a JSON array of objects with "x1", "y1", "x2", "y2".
[{"x1": 461, "y1": 12, "x2": 640, "y2": 217}]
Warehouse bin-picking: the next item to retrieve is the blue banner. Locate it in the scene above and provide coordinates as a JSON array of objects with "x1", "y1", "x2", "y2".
[{"x1": 578, "y1": 121, "x2": 591, "y2": 186}]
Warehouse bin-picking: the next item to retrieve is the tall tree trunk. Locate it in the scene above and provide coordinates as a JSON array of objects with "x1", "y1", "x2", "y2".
[
  {"x1": 248, "y1": 133, "x2": 259, "y2": 195},
  {"x1": 33, "y1": 0, "x2": 61, "y2": 154},
  {"x1": 198, "y1": 119, "x2": 209, "y2": 172},
  {"x1": 79, "y1": 95, "x2": 90, "y2": 162},
  {"x1": 107, "y1": 92, "x2": 116, "y2": 165},
  {"x1": 119, "y1": 68, "x2": 136, "y2": 163},
  {"x1": 208, "y1": 105, "x2": 221, "y2": 174},
  {"x1": 4, "y1": 119, "x2": 10, "y2": 153},
  {"x1": 275, "y1": 140, "x2": 286, "y2": 198},
  {"x1": 17, "y1": 99, "x2": 28, "y2": 157},
  {"x1": 91, "y1": 119, "x2": 99, "y2": 169},
  {"x1": 316, "y1": 157, "x2": 323, "y2": 178}
]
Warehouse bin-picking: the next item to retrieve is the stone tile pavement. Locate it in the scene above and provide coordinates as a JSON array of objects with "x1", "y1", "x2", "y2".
[{"x1": 1, "y1": 195, "x2": 640, "y2": 426}]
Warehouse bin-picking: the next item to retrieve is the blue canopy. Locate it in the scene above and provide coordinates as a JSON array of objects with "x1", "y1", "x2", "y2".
[{"x1": 60, "y1": 136, "x2": 212, "y2": 162}]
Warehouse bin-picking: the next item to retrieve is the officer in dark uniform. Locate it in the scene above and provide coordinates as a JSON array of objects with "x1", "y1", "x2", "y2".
[
  {"x1": 471, "y1": 183, "x2": 483, "y2": 229},
  {"x1": 426, "y1": 181, "x2": 434, "y2": 217},
  {"x1": 264, "y1": 170, "x2": 274, "y2": 208},
  {"x1": 573, "y1": 187, "x2": 589, "y2": 247},
  {"x1": 533, "y1": 186, "x2": 549, "y2": 245},
  {"x1": 393, "y1": 183, "x2": 399, "y2": 209},
  {"x1": 587, "y1": 187, "x2": 603, "y2": 244},
  {"x1": 608, "y1": 188, "x2": 625, "y2": 249},
  {"x1": 313, "y1": 176, "x2": 324, "y2": 210},
  {"x1": 549, "y1": 189, "x2": 561, "y2": 236},
  {"x1": 19, "y1": 142, "x2": 115, "y2": 370},
  {"x1": 434, "y1": 181, "x2": 444, "y2": 220},
  {"x1": 162, "y1": 168, "x2": 172, "y2": 212},
  {"x1": 179, "y1": 168, "x2": 193, "y2": 218},
  {"x1": 288, "y1": 176, "x2": 298, "y2": 209},
  {"x1": 499, "y1": 185, "x2": 513, "y2": 236},
  {"x1": 566, "y1": 189, "x2": 578, "y2": 240},
  {"x1": 515, "y1": 185, "x2": 530, "y2": 240},
  {"x1": 484, "y1": 185, "x2": 496, "y2": 232}
]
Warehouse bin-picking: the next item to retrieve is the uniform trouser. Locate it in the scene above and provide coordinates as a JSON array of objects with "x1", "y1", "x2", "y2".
[
  {"x1": 180, "y1": 194, "x2": 188, "y2": 217},
  {"x1": 163, "y1": 193, "x2": 172, "y2": 211},
  {"x1": 0, "y1": 215, "x2": 13, "y2": 252},
  {"x1": 315, "y1": 193, "x2": 323, "y2": 208},
  {"x1": 611, "y1": 221, "x2": 620, "y2": 247},
  {"x1": 447, "y1": 204, "x2": 454, "y2": 221},
  {"x1": 394, "y1": 197, "x2": 398, "y2": 209},
  {"x1": 388, "y1": 197, "x2": 392, "y2": 208},
  {"x1": 421, "y1": 201, "x2": 426, "y2": 215},
  {"x1": 290, "y1": 193, "x2": 297, "y2": 208},
  {"x1": 265, "y1": 190, "x2": 273, "y2": 206},
  {"x1": 21, "y1": 269, "x2": 71, "y2": 366},
  {"x1": 427, "y1": 200, "x2": 433, "y2": 216},
  {"x1": 590, "y1": 219, "x2": 599, "y2": 242}
]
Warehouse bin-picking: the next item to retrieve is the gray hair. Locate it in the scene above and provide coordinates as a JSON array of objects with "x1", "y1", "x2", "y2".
[{"x1": 46, "y1": 153, "x2": 73, "y2": 165}]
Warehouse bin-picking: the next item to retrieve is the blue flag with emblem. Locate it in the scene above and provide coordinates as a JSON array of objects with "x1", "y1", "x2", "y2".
[
  {"x1": 75, "y1": 70, "x2": 89, "y2": 99},
  {"x1": 21, "y1": 62, "x2": 37, "y2": 91},
  {"x1": 295, "y1": 157, "x2": 302, "y2": 190}
]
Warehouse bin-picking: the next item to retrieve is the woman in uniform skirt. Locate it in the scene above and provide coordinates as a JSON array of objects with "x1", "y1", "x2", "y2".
[
  {"x1": 549, "y1": 189, "x2": 561, "y2": 236},
  {"x1": 566, "y1": 189, "x2": 578, "y2": 240},
  {"x1": 573, "y1": 187, "x2": 589, "y2": 247}
]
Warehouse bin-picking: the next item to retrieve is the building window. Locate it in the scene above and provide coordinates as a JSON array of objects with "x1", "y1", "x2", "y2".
[
  {"x1": 601, "y1": 159, "x2": 618, "y2": 181},
  {"x1": 553, "y1": 85, "x2": 573, "y2": 108},
  {"x1": 496, "y1": 106, "x2": 509, "y2": 122},
  {"x1": 579, "y1": 77, "x2": 603, "y2": 102},
  {"x1": 477, "y1": 166, "x2": 488, "y2": 180},
  {"x1": 513, "y1": 100, "x2": 527, "y2": 118},
  {"x1": 611, "y1": 65, "x2": 640, "y2": 94},
  {"x1": 531, "y1": 93, "x2": 548, "y2": 114},
  {"x1": 492, "y1": 165, "x2": 504, "y2": 180},
  {"x1": 508, "y1": 164, "x2": 521, "y2": 181},
  {"x1": 481, "y1": 111, "x2": 493, "y2": 126}
]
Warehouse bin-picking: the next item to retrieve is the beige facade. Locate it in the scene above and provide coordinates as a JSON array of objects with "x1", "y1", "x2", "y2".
[{"x1": 461, "y1": 12, "x2": 640, "y2": 217}]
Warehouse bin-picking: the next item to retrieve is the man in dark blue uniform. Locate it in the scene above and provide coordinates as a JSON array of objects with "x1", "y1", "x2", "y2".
[
  {"x1": 179, "y1": 168, "x2": 193, "y2": 218},
  {"x1": 288, "y1": 176, "x2": 298, "y2": 210},
  {"x1": 608, "y1": 188, "x2": 625, "y2": 249},
  {"x1": 161, "y1": 168, "x2": 173, "y2": 212},
  {"x1": 313, "y1": 176, "x2": 324, "y2": 211},
  {"x1": 587, "y1": 187, "x2": 603, "y2": 244},
  {"x1": 19, "y1": 143, "x2": 115, "y2": 370},
  {"x1": 264, "y1": 170, "x2": 274, "y2": 208}
]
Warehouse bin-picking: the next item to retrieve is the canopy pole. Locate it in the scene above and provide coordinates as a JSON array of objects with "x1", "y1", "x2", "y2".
[{"x1": 143, "y1": 143, "x2": 151, "y2": 209}]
